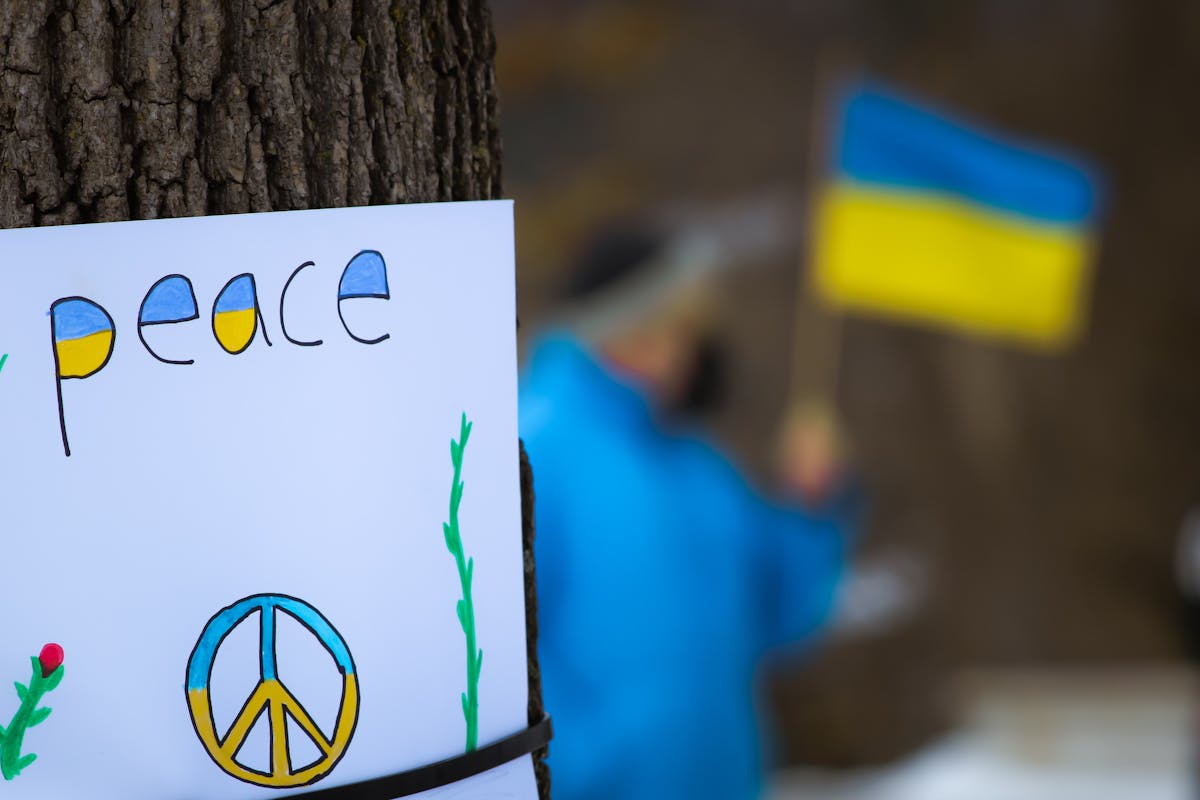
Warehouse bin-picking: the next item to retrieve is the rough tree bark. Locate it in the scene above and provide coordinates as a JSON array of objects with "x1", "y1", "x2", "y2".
[{"x1": 0, "y1": 1, "x2": 547, "y2": 795}]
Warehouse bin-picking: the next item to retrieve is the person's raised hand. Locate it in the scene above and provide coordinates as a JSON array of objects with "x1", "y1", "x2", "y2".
[{"x1": 776, "y1": 400, "x2": 851, "y2": 508}]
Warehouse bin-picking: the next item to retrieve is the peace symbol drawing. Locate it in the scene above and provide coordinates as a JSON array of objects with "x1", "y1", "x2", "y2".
[{"x1": 185, "y1": 594, "x2": 360, "y2": 788}]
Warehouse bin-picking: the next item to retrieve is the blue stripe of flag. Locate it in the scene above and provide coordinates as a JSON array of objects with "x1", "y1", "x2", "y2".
[
  {"x1": 214, "y1": 274, "x2": 256, "y2": 313},
  {"x1": 141, "y1": 276, "x2": 198, "y2": 324},
  {"x1": 835, "y1": 85, "x2": 1100, "y2": 225},
  {"x1": 339, "y1": 250, "x2": 389, "y2": 299},
  {"x1": 53, "y1": 298, "x2": 113, "y2": 341}
]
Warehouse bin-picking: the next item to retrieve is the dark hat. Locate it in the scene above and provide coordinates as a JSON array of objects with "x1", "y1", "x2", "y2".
[{"x1": 562, "y1": 224, "x2": 669, "y2": 301}]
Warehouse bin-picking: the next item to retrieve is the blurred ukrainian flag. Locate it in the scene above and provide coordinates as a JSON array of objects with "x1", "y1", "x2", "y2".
[{"x1": 813, "y1": 85, "x2": 1102, "y2": 348}]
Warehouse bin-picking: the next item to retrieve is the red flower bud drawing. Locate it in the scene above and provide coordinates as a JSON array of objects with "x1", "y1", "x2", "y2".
[{"x1": 37, "y1": 645, "x2": 63, "y2": 679}]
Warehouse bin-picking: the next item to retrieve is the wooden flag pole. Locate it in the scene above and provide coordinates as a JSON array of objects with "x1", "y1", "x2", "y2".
[
  {"x1": 788, "y1": 48, "x2": 849, "y2": 411},
  {"x1": 781, "y1": 49, "x2": 853, "y2": 497}
]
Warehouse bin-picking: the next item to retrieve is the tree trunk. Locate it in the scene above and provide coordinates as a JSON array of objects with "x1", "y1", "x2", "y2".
[
  {"x1": 0, "y1": 1, "x2": 547, "y2": 794},
  {"x1": 0, "y1": 0, "x2": 501, "y2": 222}
]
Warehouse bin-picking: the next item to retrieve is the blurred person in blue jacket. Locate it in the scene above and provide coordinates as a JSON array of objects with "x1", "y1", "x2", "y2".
[{"x1": 520, "y1": 223, "x2": 859, "y2": 800}]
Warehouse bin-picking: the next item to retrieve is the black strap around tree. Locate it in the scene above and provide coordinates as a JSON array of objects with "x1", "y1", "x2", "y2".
[{"x1": 285, "y1": 716, "x2": 553, "y2": 800}]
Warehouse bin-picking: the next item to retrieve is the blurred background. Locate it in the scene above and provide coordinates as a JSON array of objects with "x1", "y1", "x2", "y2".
[{"x1": 494, "y1": 1, "x2": 1199, "y2": 797}]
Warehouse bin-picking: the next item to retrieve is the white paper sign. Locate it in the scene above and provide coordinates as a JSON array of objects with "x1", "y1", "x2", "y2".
[
  {"x1": 0, "y1": 201, "x2": 533, "y2": 799},
  {"x1": 411, "y1": 755, "x2": 537, "y2": 800}
]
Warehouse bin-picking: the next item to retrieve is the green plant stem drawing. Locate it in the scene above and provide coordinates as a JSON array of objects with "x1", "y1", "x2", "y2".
[
  {"x1": 1, "y1": 652, "x2": 64, "y2": 780},
  {"x1": 0, "y1": 353, "x2": 8, "y2": 375},
  {"x1": 443, "y1": 412, "x2": 482, "y2": 752}
]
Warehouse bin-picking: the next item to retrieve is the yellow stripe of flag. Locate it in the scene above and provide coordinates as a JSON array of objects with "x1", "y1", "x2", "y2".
[
  {"x1": 56, "y1": 330, "x2": 114, "y2": 378},
  {"x1": 814, "y1": 184, "x2": 1092, "y2": 348}
]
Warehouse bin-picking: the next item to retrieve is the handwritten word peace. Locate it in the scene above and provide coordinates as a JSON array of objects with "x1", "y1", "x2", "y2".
[{"x1": 49, "y1": 250, "x2": 389, "y2": 457}]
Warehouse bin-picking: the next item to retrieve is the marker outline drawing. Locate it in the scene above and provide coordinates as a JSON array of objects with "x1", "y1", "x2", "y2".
[{"x1": 185, "y1": 594, "x2": 359, "y2": 789}]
